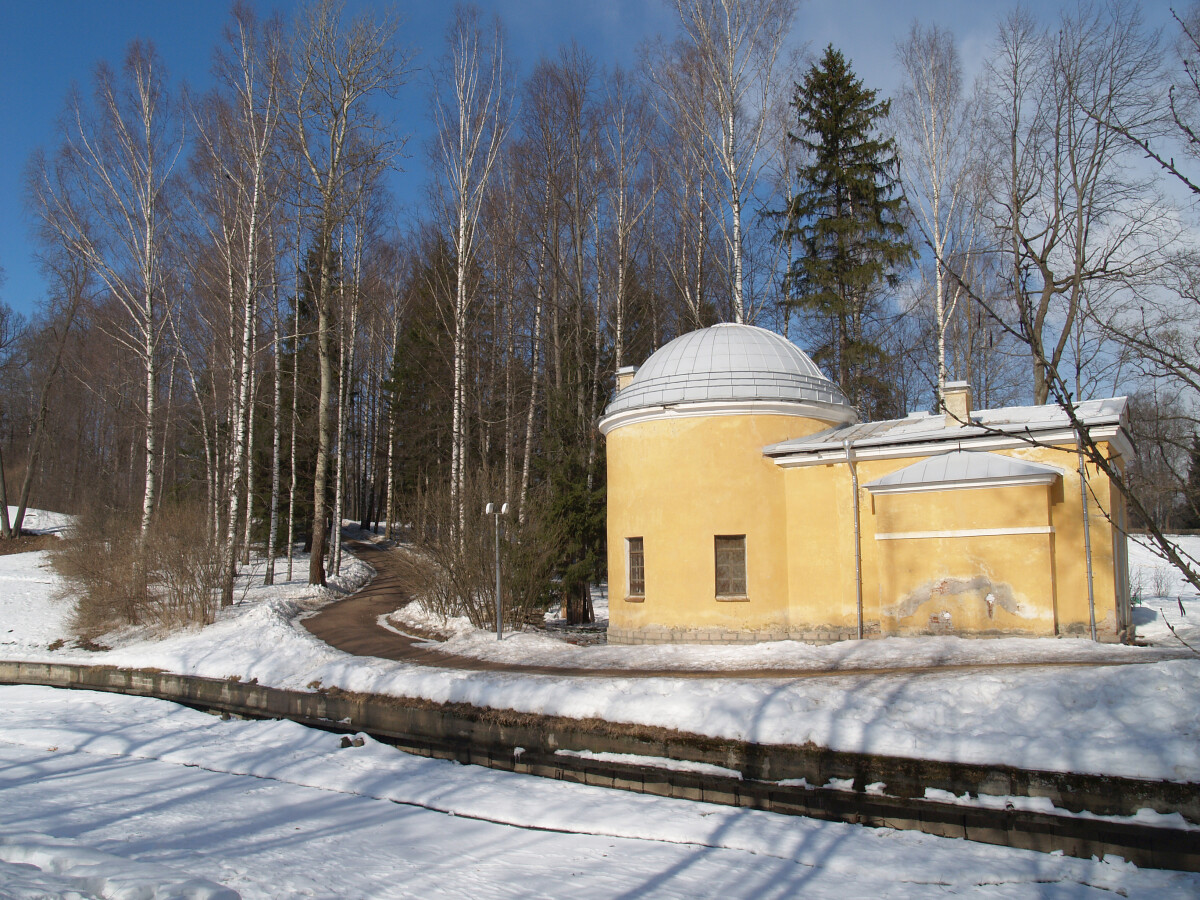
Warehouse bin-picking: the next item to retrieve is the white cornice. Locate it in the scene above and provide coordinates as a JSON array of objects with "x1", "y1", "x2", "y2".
[
  {"x1": 875, "y1": 526, "x2": 1055, "y2": 540},
  {"x1": 598, "y1": 399, "x2": 858, "y2": 435}
]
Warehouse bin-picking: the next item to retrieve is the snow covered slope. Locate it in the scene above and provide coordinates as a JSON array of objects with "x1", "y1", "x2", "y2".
[{"x1": 2, "y1": 685, "x2": 1196, "y2": 899}]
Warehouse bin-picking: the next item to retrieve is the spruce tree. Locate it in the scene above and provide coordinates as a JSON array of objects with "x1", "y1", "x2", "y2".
[{"x1": 783, "y1": 45, "x2": 912, "y2": 418}]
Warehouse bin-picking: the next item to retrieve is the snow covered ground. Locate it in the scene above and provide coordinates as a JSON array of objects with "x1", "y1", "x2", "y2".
[
  {"x1": 1128, "y1": 534, "x2": 1200, "y2": 648},
  {"x1": 1, "y1": 515, "x2": 1198, "y2": 782},
  {"x1": 1, "y1": 684, "x2": 1196, "y2": 899},
  {"x1": 3, "y1": 506, "x2": 73, "y2": 536}
]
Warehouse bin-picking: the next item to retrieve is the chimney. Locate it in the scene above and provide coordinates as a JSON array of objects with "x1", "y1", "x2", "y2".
[
  {"x1": 616, "y1": 365, "x2": 638, "y2": 392},
  {"x1": 942, "y1": 381, "x2": 973, "y2": 426}
]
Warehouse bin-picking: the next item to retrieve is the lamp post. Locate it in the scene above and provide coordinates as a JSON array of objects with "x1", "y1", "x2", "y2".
[{"x1": 485, "y1": 502, "x2": 509, "y2": 640}]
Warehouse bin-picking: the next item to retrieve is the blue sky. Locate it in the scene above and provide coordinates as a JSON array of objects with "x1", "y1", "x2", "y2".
[{"x1": 0, "y1": 0, "x2": 1176, "y2": 318}]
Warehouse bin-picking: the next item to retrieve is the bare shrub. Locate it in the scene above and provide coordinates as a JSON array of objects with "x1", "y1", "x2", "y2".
[
  {"x1": 146, "y1": 503, "x2": 223, "y2": 627},
  {"x1": 505, "y1": 488, "x2": 567, "y2": 626},
  {"x1": 51, "y1": 505, "x2": 148, "y2": 636},
  {"x1": 414, "y1": 480, "x2": 562, "y2": 629},
  {"x1": 1151, "y1": 566, "x2": 1173, "y2": 600},
  {"x1": 1129, "y1": 568, "x2": 1145, "y2": 605},
  {"x1": 51, "y1": 500, "x2": 221, "y2": 638}
]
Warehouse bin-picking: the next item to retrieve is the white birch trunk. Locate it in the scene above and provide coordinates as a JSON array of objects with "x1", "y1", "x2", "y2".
[
  {"x1": 517, "y1": 211, "x2": 547, "y2": 525},
  {"x1": 587, "y1": 212, "x2": 602, "y2": 490},
  {"x1": 383, "y1": 310, "x2": 399, "y2": 540},
  {"x1": 265, "y1": 270, "x2": 282, "y2": 585},
  {"x1": 286, "y1": 208, "x2": 302, "y2": 582},
  {"x1": 241, "y1": 325, "x2": 258, "y2": 567}
]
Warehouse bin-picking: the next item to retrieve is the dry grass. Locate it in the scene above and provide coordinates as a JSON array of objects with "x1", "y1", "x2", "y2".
[{"x1": 0, "y1": 534, "x2": 59, "y2": 555}]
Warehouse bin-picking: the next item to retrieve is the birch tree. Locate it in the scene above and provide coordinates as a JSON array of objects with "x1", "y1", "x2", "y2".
[
  {"x1": 264, "y1": 223, "x2": 284, "y2": 584},
  {"x1": 431, "y1": 4, "x2": 509, "y2": 535},
  {"x1": 32, "y1": 41, "x2": 183, "y2": 534},
  {"x1": 290, "y1": 0, "x2": 409, "y2": 585},
  {"x1": 601, "y1": 67, "x2": 655, "y2": 370},
  {"x1": 895, "y1": 23, "x2": 976, "y2": 410},
  {"x1": 671, "y1": 0, "x2": 797, "y2": 323},
  {"x1": 645, "y1": 40, "x2": 717, "y2": 327},
  {"x1": 193, "y1": 4, "x2": 284, "y2": 605},
  {"x1": 513, "y1": 63, "x2": 562, "y2": 523}
]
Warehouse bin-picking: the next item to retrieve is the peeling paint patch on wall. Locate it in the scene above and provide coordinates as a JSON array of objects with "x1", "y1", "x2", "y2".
[{"x1": 885, "y1": 576, "x2": 1034, "y2": 622}]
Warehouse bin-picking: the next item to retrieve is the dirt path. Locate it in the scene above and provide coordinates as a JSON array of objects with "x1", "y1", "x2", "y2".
[
  {"x1": 301, "y1": 541, "x2": 453, "y2": 666},
  {"x1": 302, "y1": 539, "x2": 1189, "y2": 679},
  {"x1": 303, "y1": 540, "x2": 705, "y2": 676}
]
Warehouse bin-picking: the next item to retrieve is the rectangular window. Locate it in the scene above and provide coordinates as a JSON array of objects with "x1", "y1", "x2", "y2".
[
  {"x1": 627, "y1": 537, "x2": 645, "y2": 598},
  {"x1": 715, "y1": 535, "x2": 747, "y2": 597}
]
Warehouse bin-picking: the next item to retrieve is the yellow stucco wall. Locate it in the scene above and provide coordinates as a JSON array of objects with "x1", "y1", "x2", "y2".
[
  {"x1": 1043, "y1": 449, "x2": 1124, "y2": 637},
  {"x1": 605, "y1": 409, "x2": 1129, "y2": 643},
  {"x1": 783, "y1": 442, "x2": 1126, "y2": 639},
  {"x1": 606, "y1": 412, "x2": 832, "y2": 636},
  {"x1": 868, "y1": 483, "x2": 1057, "y2": 635},
  {"x1": 782, "y1": 464, "x2": 861, "y2": 631}
]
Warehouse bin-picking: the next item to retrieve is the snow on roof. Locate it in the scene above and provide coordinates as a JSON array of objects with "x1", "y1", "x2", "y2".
[
  {"x1": 764, "y1": 397, "x2": 1129, "y2": 458},
  {"x1": 603, "y1": 323, "x2": 853, "y2": 418},
  {"x1": 863, "y1": 450, "x2": 1063, "y2": 494}
]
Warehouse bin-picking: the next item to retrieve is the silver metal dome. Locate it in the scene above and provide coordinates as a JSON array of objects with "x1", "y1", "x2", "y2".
[{"x1": 602, "y1": 323, "x2": 853, "y2": 421}]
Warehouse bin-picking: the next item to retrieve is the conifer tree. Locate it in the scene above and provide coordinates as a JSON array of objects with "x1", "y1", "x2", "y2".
[
  {"x1": 783, "y1": 45, "x2": 912, "y2": 417},
  {"x1": 1183, "y1": 433, "x2": 1200, "y2": 530}
]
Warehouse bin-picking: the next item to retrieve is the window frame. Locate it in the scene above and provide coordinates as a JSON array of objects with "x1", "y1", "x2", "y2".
[
  {"x1": 626, "y1": 536, "x2": 645, "y2": 601},
  {"x1": 714, "y1": 534, "x2": 748, "y2": 600}
]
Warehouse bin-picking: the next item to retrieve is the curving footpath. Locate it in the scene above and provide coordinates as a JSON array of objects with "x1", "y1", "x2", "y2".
[{"x1": 303, "y1": 539, "x2": 1190, "y2": 679}]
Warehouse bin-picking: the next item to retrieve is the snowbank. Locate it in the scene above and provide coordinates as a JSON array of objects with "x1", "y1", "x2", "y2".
[{"x1": 2, "y1": 684, "x2": 1197, "y2": 899}]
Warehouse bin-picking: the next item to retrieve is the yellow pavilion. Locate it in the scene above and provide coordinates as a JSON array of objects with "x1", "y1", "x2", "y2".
[{"x1": 598, "y1": 323, "x2": 1133, "y2": 645}]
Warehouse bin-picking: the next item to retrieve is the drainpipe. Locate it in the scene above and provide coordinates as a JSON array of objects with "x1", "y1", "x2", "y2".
[
  {"x1": 1077, "y1": 443, "x2": 1097, "y2": 641},
  {"x1": 844, "y1": 439, "x2": 864, "y2": 640}
]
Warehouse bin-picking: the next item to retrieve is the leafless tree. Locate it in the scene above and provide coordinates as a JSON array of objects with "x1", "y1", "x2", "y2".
[
  {"x1": 669, "y1": 0, "x2": 798, "y2": 323},
  {"x1": 430, "y1": 4, "x2": 510, "y2": 537},
  {"x1": 979, "y1": 3, "x2": 1168, "y2": 405},
  {"x1": 1081, "y1": 7, "x2": 1200, "y2": 486},
  {"x1": 0, "y1": 251, "x2": 90, "y2": 539},
  {"x1": 512, "y1": 61, "x2": 561, "y2": 523},
  {"x1": 264, "y1": 222, "x2": 285, "y2": 584},
  {"x1": 601, "y1": 67, "x2": 655, "y2": 369},
  {"x1": 896, "y1": 23, "x2": 978, "y2": 409},
  {"x1": 644, "y1": 40, "x2": 717, "y2": 328},
  {"x1": 191, "y1": 3, "x2": 285, "y2": 605},
  {"x1": 943, "y1": 4, "x2": 1200, "y2": 603},
  {"x1": 0, "y1": 289, "x2": 23, "y2": 538},
  {"x1": 31, "y1": 41, "x2": 184, "y2": 535},
  {"x1": 289, "y1": 0, "x2": 410, "y2": 585}
]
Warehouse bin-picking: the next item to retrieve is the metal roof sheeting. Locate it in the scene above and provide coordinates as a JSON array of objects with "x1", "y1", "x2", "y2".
[
  {"x1": 864, "y1": 450, "x2": 1063, "y2": 494},
  {"x1": 604, "y1": 323, "x2": 852, "y2": 416},
  {"x1": 763, "y1": 397, "x2": 1129, "y2": 457}
]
